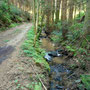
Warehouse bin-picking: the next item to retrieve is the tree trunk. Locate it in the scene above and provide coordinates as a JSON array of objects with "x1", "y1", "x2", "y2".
[
  {"x1": 33, "y1": 0, "x2": 36, "y2": 33},
  {"x1": 56, "y1": 0, "x2": 61, "y2": 23},
  {"x1": 34, "y1": 0, "x2": 39, "y2": 47},
  {"x1": 46, "y1": 0, "x2": 52, "y2": 34},
  {"x1": 74, "y1": 5, "x2": 77, "y2": 21},
  {"x1": 61, "y1": 0, "x2": 67, "y2": 21},
  {"x1": 51, "y1": 0, "x2": 55, "y2": 24},
  {"x1": 61, "y1": 0, "x2": 68, "y2": 40},
  {"x1": 68, "y1": 0, "x2": 74, "y2": 24},
  {"x1": 83, "y1": 0, "x2": 90, "y2": 36}
]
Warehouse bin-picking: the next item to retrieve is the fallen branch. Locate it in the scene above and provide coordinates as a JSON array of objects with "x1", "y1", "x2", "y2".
[
  {"x1": 83, "y1": 35, "x2": 90, "y2": 45},
  {"x1": 30, "y1": 63, "x2": 47, "y2": 90},
  {"x1": 67, "y1": 72, "x2": 76, "y2": 79}
]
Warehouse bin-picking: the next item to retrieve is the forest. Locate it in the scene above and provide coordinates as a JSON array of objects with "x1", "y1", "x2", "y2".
[{"x1": 0, "y1": 0, "x2": 90, "y2": 90}]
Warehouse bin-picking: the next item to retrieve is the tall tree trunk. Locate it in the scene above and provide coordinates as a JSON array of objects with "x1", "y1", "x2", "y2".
[
  {"x1": 34, "y1": 0, "x2": 39, "y2": 47},
  {"x1": 74, "y1": 5, "x2": 77, "y2": 21},
  {"x1": 61, "y1": 0, "x2": 68, "y2": 40},
  {"x1": 61, "y1": 0, "x2": 67, "y2": 21},
  {"x1": 68, "y1": 0, "x2": 74, "y2": 24},
  {"x1": 33, "y1": 0, "x2": 36, "y2": 33},
  {"x1": 46, "y1": 0, "x2": 52, "y2": 34},
  {"x1": 83, "y1": 0, "x2": 90, "y2": 36},
  {"x1": 56, "y1": 0, "x2": 61, "y2": 23},
  {"x1": 51, "y1": 0, "x2": 55, "y2": 24}
]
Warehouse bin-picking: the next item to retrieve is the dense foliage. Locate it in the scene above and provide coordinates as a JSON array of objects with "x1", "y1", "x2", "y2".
[{"x1": 0, "y1": 0, "x2": 30, "y2": 31}]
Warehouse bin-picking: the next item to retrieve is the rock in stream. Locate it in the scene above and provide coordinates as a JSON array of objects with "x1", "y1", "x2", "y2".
[
  {"x1": 44, "y1": 50, "x2": 71, "y2": 90},
  {"x1": 44, "y1": 50, "x2": 63, "y2": 62}
]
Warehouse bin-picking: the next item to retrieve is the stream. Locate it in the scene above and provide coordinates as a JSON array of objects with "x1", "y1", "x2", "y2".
[{"x1": 41, "y1": 37, "x2": 74, "y2": 90}]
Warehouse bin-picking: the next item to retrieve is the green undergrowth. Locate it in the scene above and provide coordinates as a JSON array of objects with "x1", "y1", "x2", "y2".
[
  {"x1": 0, "y1": 0, "x2": 30, "y2": 31},
  {"x1": 0, "y1": 23, "x2": 21, "y2": 32},
  {"x1": 22, "y1": 26, "x2": 50, "y2": 71},
  {"x1": 51, "y1": 30, "x2": 62, "y2": 43},
  {"x1": 9, "y1": 23, "x2": 21, "y2": 28},
  {"x1": 50, "y1": 18, "x2": 90, "y2": 89},
  {"x1": 80, "y1": 75, "x2": 90, "y2": 90},
  {"x1": 50, "y1": 21, "x2": 89, "y2": 56},
  {"x1": 14, "y1": 79, "x2": 42, "y2": 90},
  {"x1": 50, "y1": 17, "x2": 90, "y2": 71}
]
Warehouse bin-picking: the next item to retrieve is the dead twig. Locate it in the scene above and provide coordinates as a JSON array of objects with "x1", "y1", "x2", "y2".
[
  {"x1": 30, "y1": 63, "x2": 47, "y2": 90},
  {"x1": 67, "y1": 72, "x2": 76, "y2": 79},
  {"x1": 83, "y1": 36, "x2": 90, "y2": 45}
]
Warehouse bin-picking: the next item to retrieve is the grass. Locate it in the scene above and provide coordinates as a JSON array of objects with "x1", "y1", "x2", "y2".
[
  {"x1": 22, "y1": 26, "x2": 50, "y2": 71},
  {"x1": 25, "y1": 82, "x2": 42, "y2": 90},
  {"x1": 11, "y1": 29, "x2": 20, "y2": 34},
  {"x1": 80, "y1": 75, "x2": 90, "y2": 90},
  {"x1": 9, "y1": 23, "x2": 21, "y2": 28},
  {"x1": 50, "y1": 30, "x2": 62, "y2": 43},
  {"x1": 0, "y1": 23, "x2": 21, "y2": 32},
  {"x1": 3, "y1": 39, "x2": 9, "y2": 42},
  {"x1": 0, "y1": 27, "x2": 7, "y2": 31}
]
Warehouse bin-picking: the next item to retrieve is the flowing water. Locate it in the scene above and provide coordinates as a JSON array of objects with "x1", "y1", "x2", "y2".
[
  {"x1": 41, "y1": 38, "x2": 55, "y2": 51},
  {"x1": 41, "y1": 37, "x2": 64, "y2": 64},
  {"x1": 41, "y1": 37, "x2": 71, "y2": 90}
]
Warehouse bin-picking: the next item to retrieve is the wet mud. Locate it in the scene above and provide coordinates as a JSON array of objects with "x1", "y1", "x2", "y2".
[{"x1": 0, "y1": 45, "x2": 14, "y2": 63}]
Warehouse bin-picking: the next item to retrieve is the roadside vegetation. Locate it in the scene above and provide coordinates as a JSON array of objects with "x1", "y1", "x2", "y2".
[
  {"x1": 22, "y1": 26, "x2": 50, "y2": 70},
  {"x1": 0, "y1": 0, "x2": 30, "y2": 31}
]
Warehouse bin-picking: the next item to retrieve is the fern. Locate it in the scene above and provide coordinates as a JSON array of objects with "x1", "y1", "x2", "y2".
[
  {"x1": 22, "y1": 26, "x2": 50, "y2": 71},
  {"x1": 80, "y1": 75, "x2": 90, "y2": 90},
  {"x1": 34, "y1": 82, "x2": 42, "y2": 90},
  {"x1": 66, "y1": 46, "x2": 76, "y2": 52}
]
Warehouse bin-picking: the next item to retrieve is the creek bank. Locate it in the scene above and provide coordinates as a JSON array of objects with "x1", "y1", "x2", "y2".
[
  {"x1": 44, "y1": 50, "x2": 72, "y2": 90},
  {"x1": 40, "y1": 35, "x2": 83, "y2": 90}
]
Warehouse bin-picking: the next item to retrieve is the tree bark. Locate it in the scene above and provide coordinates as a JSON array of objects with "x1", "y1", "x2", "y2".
[
  {"x1": 51, "y1": 0, "x2": 55, "y2": 24},
  {"x1": 68, "y1": 0, "x2": 74, "y2": 24},
  {"x1": 61, "y1": 0, "x2": 67, "y2": 21},
  {"x1": 34, "y1": 0, "x2": 39, "y2": 47},
  {"x1": 45, "y1": 0, "x2": 52, "y2": 34},
  {"x1": 33, "y1": 0, "x2": 36, "y2": 33},
  {"x1": 56, "y1": 0, "x2": 61, "y2": 23},
  {"x1": 61, "y1": 0, "x2": 68, "y2": 40},
  {"x1": 83, "y1": 0, "x2": 90, "y2": 36}
]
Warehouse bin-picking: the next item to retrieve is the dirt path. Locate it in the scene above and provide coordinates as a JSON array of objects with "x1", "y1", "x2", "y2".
[
  {"x1": 0, "y1": 23, "x2": 32, "y2": 47},
  {"x1": 0, "y1": 23, "x2": 32, "y2": 63},
  {"x1": 0, "y1": 23, "x2": 35, "y2": 90}
]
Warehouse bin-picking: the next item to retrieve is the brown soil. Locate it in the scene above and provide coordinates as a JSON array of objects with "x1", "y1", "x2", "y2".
[
  {"x1": 0, "y1": 23, "x2": 32, "y2": 63},
  {"x1": 0, "y1": 23, "x2": 47, "y2": 90}
]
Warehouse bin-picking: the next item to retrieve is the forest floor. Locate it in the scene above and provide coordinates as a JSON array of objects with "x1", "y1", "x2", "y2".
[{"x1": 0, "y1": 23, "x2": 40, "y2": 90}]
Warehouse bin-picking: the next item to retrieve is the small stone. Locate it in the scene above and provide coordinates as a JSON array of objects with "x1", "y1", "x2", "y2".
[
  {"x1": 75, "y1": 79, "x2": 81, "y2": 83},
  {"x1": 44, "y1": 53, "x2": 52, "y2": 62},
  {"x1": 56, "y1": 85, "x2": 64, "y2": 89}
]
